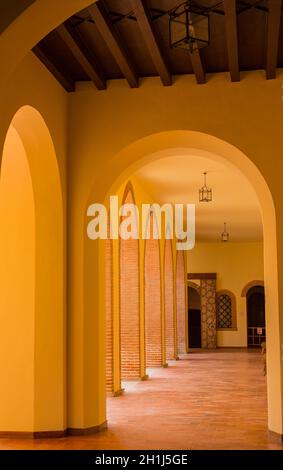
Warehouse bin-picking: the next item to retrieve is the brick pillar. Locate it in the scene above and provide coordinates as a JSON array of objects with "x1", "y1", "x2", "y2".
[
  {"x1": 105, "y1": 235, "x2": 114, "y2": 394},
  {"x1": 176, "y1": 250, "x2": 186, "y2": 354},
  {"x1": 120, "y1": 189, "x2": 140, "y2": 380},
  {"x1": 200, "y1": 279, "x2": 217, "y2": 349},
  {"x1": 164, "y1": 240, "x2": 175, "y2": 360},
  {"x1": 145, "y1": 214, "x2": 162, "y2": 368}
]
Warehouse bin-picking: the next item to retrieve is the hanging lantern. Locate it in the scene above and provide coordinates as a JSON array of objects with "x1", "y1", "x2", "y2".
[
  {"x1": 221, "y1": 223, "x2": 229, "y2": 242},
  {"x1": 169, "y1": 1, "x2": 210, "y2": 53},
  {"x1": 199, "y1": 172, "x2": 212, "y2": 203}
]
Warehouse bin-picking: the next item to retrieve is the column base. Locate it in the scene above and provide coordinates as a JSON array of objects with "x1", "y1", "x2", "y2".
[
  {"x1": 112, "y1": 388, "x2": 124, "y2": 397},
  {"x1": 0, "y1": 422, "x2": 108, "y2": 439},
  {"x1": 67, "y1": 421, "x2": 107, "y2": 436},
  {"x1": 141, "y1": 374, "x2": 149, "y2": 381},
  {"x1": 34, "y1": 430, "x2": 67, "y2": 439},
  {"x1": 0, "y1": 430, "x2": 68, "y2": 439},
  {"x1": 162, "y1": 363, "x2": 169, "y2": 368},
  {"x1": 268, "y1": 429, "x2": 283, "y2": 443}
]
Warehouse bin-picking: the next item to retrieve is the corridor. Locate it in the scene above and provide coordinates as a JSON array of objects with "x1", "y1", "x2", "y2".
[{"x1": 0, "y1": 349, "x2": 281, "y2": 450}]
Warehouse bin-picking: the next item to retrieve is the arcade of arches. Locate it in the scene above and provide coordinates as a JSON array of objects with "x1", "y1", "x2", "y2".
[{"x1": 1, "y1": 0, "x2": 283, "y2": 450}]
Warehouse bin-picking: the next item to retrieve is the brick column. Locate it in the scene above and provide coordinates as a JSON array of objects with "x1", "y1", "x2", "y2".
[
  {"x1": 105, "y1": 236, "x2": 114, "y2": 394},
  {"x1": 120, "y1": 189, "x2": 141, "y2": 380},
  {"x1": 145, "y1": 215, "x2": 162, "y2": 368},
  {"x1": 176, "y1": 251, "x2": 186, "y2": 354},
  {"x1": 164, "y1": 240, "x2": 175, "y2": 360}
]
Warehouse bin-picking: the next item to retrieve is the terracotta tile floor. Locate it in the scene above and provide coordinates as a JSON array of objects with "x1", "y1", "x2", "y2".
[{"x1": 0, "y1": 349, "x2": 282, "y2": 450}]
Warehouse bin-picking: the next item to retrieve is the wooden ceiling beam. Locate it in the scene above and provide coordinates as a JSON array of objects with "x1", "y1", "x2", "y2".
[
  {"x1": 131, "y1": 0, "x2": 171, "y2": 86},
  {"x1": 223, "y1": 0, "x2": 240, "y2": 82},
  {"x1": 57, "y1": 23, "x2": 106, "y2": 90},
  {"x1": 266, "y1": 0, "x2": 282, "y2": 80},
  {"x1": 88, "y1": 2, "x2": 139, "y2": 88},
  {"x1": 33, "y1": 45, "x2": 75, "y2": 93},
  {"x1": 190, "y1": 50, "x2": 206, "y2": 84}
]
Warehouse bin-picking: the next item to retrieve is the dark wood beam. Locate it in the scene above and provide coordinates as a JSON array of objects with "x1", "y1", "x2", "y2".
[
  {"x1": 223, "y1": 0, "x2": 240, "y2": 82},
  {"x1": 266, "y1": 0, "x2": 282, "y2": 80},
  {"x1": 57, "y1": 23, "x2": 106, "y2": 90},
  {"x1": 33, "y1": 45, "x2": 75, "y2": 93},
  {"x1": 190, "y1": 50, "x2": 206, "y2": 84},
  {"x1": 88, "y1": 2, "x2": 138, "y2": 88},
  {"x1": 188, "y1": 273, "x2": 217, "y2": 280},
  {"x1": 131, "y1": 0, "x2": 171, "y2": 86}
]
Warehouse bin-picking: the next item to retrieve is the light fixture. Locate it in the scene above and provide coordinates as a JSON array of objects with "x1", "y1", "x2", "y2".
[
  {"x1": 221, "y1": 223, "x2": 229, "y2": 242},
  {"x1": 199, "y1": 172, "x2": 212, "y2": 203},
  {"x1": 169, "y1": 1, "x2": 210, "y2": 53}
]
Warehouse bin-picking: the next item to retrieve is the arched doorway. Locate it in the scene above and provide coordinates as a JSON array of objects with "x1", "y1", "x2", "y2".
[
  {"x1": 0, "y1": 106, "x2": 64, "y2": 434},
  {"x1": 246, "y1": 285, "x2": 266, "y2": 348},
  {"x1": 188, "y1": 284, "x2": 201, "y2": 349},
  {"x1": 88, "y1": 130, "x2": 281, "y2": 436},
  {"x1": 105, "y1": 219, "x2": 114, "y2": 395}
]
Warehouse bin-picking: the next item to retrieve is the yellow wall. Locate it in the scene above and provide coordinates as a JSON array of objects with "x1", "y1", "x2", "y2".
[
  {"x1": 0, "y1": 6, "x2": 282, "y2": 435},
  {"x1": 0, "y1": 53, "x2": 67, "y2": 433},
  {"x1": 0, "y1": 0, "x2": 95, "y2": 89},
  {"x1": 68, "y1": 73, "x2": 283, "y2": 434},
  {"x1": 187, "y1": 242, "x2": 264, "y2": 347},
  {"x1": 0, "y1": 125, "x2": 35, "y2": 432}
]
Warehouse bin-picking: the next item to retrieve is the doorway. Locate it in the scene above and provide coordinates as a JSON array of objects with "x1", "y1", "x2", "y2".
[
  {"x1": 188, "y1": 286, "x2": 201, "y2": 348},
  {"x1": 247, "y1": 285, "x2": 266, "y2": 348}
]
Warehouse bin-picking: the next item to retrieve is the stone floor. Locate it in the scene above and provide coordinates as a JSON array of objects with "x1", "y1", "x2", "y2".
[{"x1": 0, "y1": 349, "x2": 282, "y2": 450}]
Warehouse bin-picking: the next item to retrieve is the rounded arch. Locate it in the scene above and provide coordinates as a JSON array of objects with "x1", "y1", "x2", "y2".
[
  {"x1": 0, "y1": 0, "x2": 96, "y2": 86},
  {"x1": 164, "y1": 238, "x2": 175, "y2": 361},
  {"x1": 0, "y1": 105, "x2": 64, "y2": 433},
  {"x1": 87, "y1": 129, "x2": 280, "y2": 433},
  {"x1": 188, "y1": 281, "x2": 200, "y2": 295},
  {"x1": 100, "y1": 131, "x2": 276, "y2": 215},
  {"x1": 216, "y1": 289, "x2": 237, "y2": 330},
  {"x1": 144, "y1": 210, "x2": 162, "y2": 368},
  {"x1": 119, "y1": 181, "x2": 141, "y2": 380},
  {"x1": 241, "y1": 280, "x2": 265, "y2": 298},
  {"x1": 95, "y1": 128, "x2": 277, "y2": 339}
]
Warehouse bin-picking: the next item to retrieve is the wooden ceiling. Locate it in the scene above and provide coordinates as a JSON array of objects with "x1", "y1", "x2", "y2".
[
  {"x1": 0, "y1": 0, "x2": 35, "y2": 34},
  {"x1": 33, "y1": 0, "x2": 283, "y2": 92}
]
